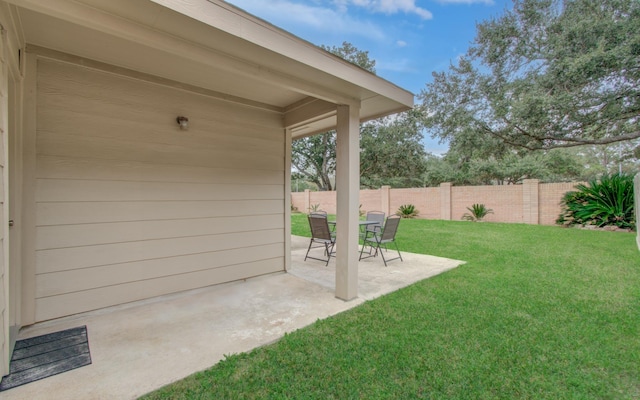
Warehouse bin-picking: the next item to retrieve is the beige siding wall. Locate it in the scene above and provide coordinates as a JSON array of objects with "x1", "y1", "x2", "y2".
[
  {"x1": 33, "y1": 57, "x2": 285, "y2": 322},
  {"x1": 0, "y1": 16, "x2": 8, "y2": 378}
]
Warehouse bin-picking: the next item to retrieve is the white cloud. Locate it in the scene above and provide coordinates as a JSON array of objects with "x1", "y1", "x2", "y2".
[
  {"x1": 377, "y1": 58, "x2": 414, "y2": 73},
  {"x1": 228, "y1": 0, "x2": 386, "y2": 40},
  {"x1": 339, "y1": 0, "x2": 433, "y2": 19},
  {"x1": 435, "y1": 0, "x2": 494, "y2": 5},
  {"x1": 396, "y1": 40, "x2": 408, "y2": 47}
]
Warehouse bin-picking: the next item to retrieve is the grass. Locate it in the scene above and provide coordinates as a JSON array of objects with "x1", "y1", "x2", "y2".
[{"x1": 141, "y1": 216, "x2": 640, "y2": 399}]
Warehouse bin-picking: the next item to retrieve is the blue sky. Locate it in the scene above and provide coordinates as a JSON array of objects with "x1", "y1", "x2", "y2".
[{"x1": 226, "y1": 0, "x2": 512, "y2": 154}]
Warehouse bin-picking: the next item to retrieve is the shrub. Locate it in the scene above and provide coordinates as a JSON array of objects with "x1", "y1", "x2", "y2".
[
  {"x1": 557, "y1": 173, "x2": 635, "y2": 230},
  {"x1": 396, "y1": 204, "x2": 419, "y2": 218},
  {"x1": 462, "y1": 204, "x2": 494, "y2": 222}
]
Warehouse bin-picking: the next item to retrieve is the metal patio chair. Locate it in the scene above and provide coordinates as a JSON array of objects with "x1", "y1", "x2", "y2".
[
  {"x1": 304, "y1": 213, "x2": 336, "y2": 266},
  {"x1": 359, "y1": 215, "x2": 403, "y2": 266},
  {"x1": 360, "y1": 211, "x2": 385, "y2": 253},
  {"x1": 364, "y1": 211, "x2": 385, "y2": 235}
]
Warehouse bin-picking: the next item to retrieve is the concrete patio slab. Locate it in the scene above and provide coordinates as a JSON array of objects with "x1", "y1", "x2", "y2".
[{"x1": 2, "y1": 236, "x2": 464, "y2": 399}]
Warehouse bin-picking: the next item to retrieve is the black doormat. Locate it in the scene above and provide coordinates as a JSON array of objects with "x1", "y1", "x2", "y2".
[{"x1": 0, "y1": 326, "x2": 92, "y2": 391}]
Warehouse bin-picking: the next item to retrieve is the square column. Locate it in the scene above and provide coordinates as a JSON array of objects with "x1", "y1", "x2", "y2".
[
  {"x1": 335, "y1": 104, "x2": 360, "y2": 300},
  {"x1": 522, "y1": 179, "x2": 540, "y2": 225}
]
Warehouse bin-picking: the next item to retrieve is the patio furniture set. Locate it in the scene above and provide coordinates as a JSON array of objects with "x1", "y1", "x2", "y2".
[{"x1": 304, "y1": 211, "x2": 403, "y2": 267}]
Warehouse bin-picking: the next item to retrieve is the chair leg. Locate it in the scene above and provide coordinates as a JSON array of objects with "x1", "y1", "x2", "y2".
[
  {"x1": 305, "y1": 239, "x2": 335, "y2": 265},
  {"x1": 304, "y1": 239, "x2": 314, "y2": 261},
  {"x1": 359, "y1": 238, "x2": 368, "y2": 260},
  {"x1": 324, "y1": 242, "x2": 334, "y2": 266},
  {"x1": 394, "y1": 241, "x2": 403, "y2": 262},
  {"x1": 380, "y1": 241, "x2": 402, "y2": 267},
  {"x1": 359, "y1": 233, "x2": 379, "y2": 261},
  {"x1": 379, "y1": 242, "x2": 388, "y2": 266}
]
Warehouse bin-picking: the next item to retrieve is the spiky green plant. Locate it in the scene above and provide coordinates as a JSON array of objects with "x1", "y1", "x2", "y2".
[
  {"x1": 462, "y1": 203, "x2": 494, "y2": 221},
  {"x1": 558, "y1": 173, "x2": 635, "y2": 230},
  {"x1": 396, "y1": 204, "x2": 419, "y2": 219}
]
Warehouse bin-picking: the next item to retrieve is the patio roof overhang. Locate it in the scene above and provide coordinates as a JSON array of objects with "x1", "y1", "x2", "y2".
[{"x1": 5, "y1": 0, "x2": 413, "y2": 136}]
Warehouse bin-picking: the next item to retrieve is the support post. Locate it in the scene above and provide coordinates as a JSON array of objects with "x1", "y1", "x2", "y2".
[
  {"x1": 335, "y1": 104, "x2": 360, "y2": 301},
  {"x1": 284, "y1": 128, "x2": 292, "y2": 271}
]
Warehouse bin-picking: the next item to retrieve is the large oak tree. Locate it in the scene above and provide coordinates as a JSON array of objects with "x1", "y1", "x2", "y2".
[
  {"x1": 420, "y1": 0, "x2": 640, "y2": 151},
  {"x1": 292, "y1": 42, "x2": 427, "y2": 190}
]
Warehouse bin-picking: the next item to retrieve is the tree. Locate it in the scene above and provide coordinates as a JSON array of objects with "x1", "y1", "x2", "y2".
[
  {"x1": 293, "y1": 42, "x2": 428, "y2": 190},
  {"x1": 423, "y1": 148, "x2": 585, "y2": 186},
  {"x1": 360, "y1": 108, "x2": 428, "y2": 188},
  {"x1": 291, "y1": 42, "x2": 375, "y2": 191},
  {"x1": 291, "y1": 133, "x2": 336, "y2": 191},
  {"x1": 319, "y1": 41, "x2": 376, "y2": 74},
  {"x1": 420, "y1": 0, "x2": 640, "y2": 151}
]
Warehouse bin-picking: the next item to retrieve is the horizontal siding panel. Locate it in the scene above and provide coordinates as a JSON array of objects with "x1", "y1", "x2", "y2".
[
  {"x1": 35, "y1": 257, "x2": 284, "y2": 321},
  {"x1": 33, "y1": 58, "x2": 287, "y2": 321},
  {"x1": 37, "y1": 59, "x2": 284, "y2": 139},
  {"x1": 0, "y1": 132, "x2": 4, "y2": 167},
  {"x1": 36, "y1": 243, "x2": 283, "y2": 297},
  {"x1": 36, "y1": 131, "x2": 284, "y2": 171},
  {"x1": 37, "y1": 110, "x2": 284, "y2": 155},
  {"x1": 0, "y1": 267, "x2": 4, "y2": 311},
  {"x1": 36, "y1": 214, "x2": 284, "y2": 249},
  {"x1": 36, "y1": 229, "x2": 284, "y2": 274},
  {"x1": 37, "y1": 199, "x2": 284, "y2": 226},
  {"x1": 36, "y1": 180, "x2": 283, "y2": 202},
  {"x1": 0, "y1": 167, "x2": 4, "y2": 202},
  {"x1": 36, "y1": 155, "x2": 284, "y2": 185}
]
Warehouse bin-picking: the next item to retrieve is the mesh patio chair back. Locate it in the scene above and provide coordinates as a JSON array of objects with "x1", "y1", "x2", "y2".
[
  {"x1": 380, "y1": 215, "x2": 401, "y2": 241},
  {"x1": 365, "y1": 211, "x2": 385, "y2": 233},
  {"x1": 309, "y1": 214, "x2": 333, "y2": 240},
  {"x1": 304, "y1": 214, "x2": 336, "y2": 265},
  {"x1": 359, "y1": 215, "x2": 403, "y2": 266}
]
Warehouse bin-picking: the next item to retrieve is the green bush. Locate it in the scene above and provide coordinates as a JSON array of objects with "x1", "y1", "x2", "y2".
[
  {"x1": 462, "y1": 203, "x2": 494, "y2": 222},
  {"x1": 396, "y1": 204, "x2": 419, "y2": 219},
  {"x1": 557, "y1": 173, "x2": 635, "y2": 230}
]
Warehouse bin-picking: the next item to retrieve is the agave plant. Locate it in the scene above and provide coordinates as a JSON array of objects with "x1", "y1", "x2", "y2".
[
  {"x1": 396, "y1": 204, "x2": 419, "y2": 219},
  {"x1": 558, "y1": 173, "x2": 635, "y2": 229},
  {"x1": 462, "y1": 204, "x2": 493, "y2": 222}
]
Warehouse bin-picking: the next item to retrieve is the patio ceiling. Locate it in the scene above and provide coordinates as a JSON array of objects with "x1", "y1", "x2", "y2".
[{"x1": 7, "y1": 0, "x2": 413, "y2": 138}]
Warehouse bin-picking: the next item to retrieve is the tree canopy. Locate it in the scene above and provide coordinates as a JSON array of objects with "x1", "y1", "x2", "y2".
[
  {"x1": 420, "y1": 0, "x2": 640, "y2": 151},
  {"x1": 292, "y1": 42, "x2": 426, "y2": 190},
  {"x1": 360, "y1": 109, "x2": 428, "y2": 188}
]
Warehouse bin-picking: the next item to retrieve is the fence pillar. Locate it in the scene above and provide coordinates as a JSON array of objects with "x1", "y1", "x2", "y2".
[
  {"x1": 523, "y1": 179, "x2": 540, "y2": 225},
  {"x1": 381, "y1": 185, "x2": 391, "y2": 216},
  {"x1": 440, "y1": 182, "x2": 452, "y2": 220},
  {"x1": 303, "y1": 189, "x2": 310, "y2": 214}
]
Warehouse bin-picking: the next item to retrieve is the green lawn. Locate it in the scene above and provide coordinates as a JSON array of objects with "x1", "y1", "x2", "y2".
[{"x1": 141, "y1": 215, "x2": 640, "y2": 399}]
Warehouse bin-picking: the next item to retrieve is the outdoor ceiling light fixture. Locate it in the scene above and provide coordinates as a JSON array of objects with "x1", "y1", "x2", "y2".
[{"x1": 176, "y1": 116, "x2": 189, "y2": 130}]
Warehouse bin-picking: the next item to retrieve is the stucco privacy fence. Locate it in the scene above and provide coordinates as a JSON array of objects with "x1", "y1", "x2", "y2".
[{"x1": 292, "y1": 180, "x2": 584, "y2": 226}]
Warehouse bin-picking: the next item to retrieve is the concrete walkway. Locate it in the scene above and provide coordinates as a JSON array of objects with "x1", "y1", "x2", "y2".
[{"x1": 2, "y1": 236, "x2": 464, "y2": 400}]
